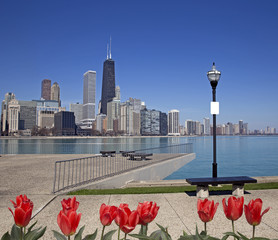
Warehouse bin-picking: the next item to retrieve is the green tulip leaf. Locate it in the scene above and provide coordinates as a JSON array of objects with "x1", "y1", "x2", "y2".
[
  {"x1": 195, "y1": 226, "x2": 205, "y2": 240},
  {"x1": 83, "y1": 229, "x2": 98, "y2": 240},
  {"x1": 237, "y1": 232, "x2": 250, "y2": 240},
  {"x1": 1, "y1": 232, "x2": 11, "y2": 240},
  {"x1": 52, "y1": 230, "x2": 67, "y2": 240},
  {"x1": 10, "y1": 225, "x2": 21, "y2": 240},
  {"x1": 223, "y1": 232, "x2": 240, "y2": 240},
  {"x1": 25, "y1": 226, "x2": 46, "y2": 240},
  {"x1": 182, "y1": 231, "x2": 189, "y2": 236},
  {"x1": 74, "y1": 225, "x2": 85, "y2": 240},
  {"x1": 129, "y1": 234, "x2": 153, "y2": 240},
  {"x1": 253, "y1": 238, "x2": 271, "y2": 240},
  {"x1": 27, "y1": 221, "x2": 38, "y2": 233},
  {"x1": 177, "y1": 236, "x2": 195, "y2": 240},
  {"x1": 150, "y1": 229, "x2": 171, "y2": 240},
  {"x1": 103, "y1": 230, "x2": 117, "y2": 240},
  {"x1": 220, "y1": 236, "x2": 229, "y2": 240},
  {"x1": 206, "y1": 236, "x2": 220, "y2": 240}
]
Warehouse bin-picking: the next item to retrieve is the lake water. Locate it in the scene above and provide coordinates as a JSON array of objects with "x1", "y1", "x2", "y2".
[{"x1": 0, "y1": 136, "x2": 277, "y2": 178}]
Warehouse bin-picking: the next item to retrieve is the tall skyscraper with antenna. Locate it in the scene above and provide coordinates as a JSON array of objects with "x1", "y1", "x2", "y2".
[{"x1": 100, "y1": 38, "x2": 115, "y2": 115}]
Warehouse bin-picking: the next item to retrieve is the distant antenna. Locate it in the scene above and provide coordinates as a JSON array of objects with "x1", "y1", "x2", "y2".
[
  {"x1": 109, "y1": 36, "x2": 112, "y2": 59},
  {"x1": 107, "y1": 44, "x2": 109, "y2": 59}
]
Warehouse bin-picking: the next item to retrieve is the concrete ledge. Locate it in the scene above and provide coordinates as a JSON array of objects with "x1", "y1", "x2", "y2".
[{"x1": 66, "y1": 153, "x2": 195, "y2": 191}]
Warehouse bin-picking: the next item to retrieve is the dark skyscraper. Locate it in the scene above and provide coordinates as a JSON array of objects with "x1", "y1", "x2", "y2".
[
  {"x1": 100, "y1": 39, "x2": 115, "y2": 115},
  {"x1": 41, "y1": 79, "x2": 51, "y2": 100}
]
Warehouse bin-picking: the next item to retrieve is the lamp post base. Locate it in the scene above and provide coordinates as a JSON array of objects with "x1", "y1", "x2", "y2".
[{"x1": 212, "y1": 163, "x2": 217, "y2": 178}]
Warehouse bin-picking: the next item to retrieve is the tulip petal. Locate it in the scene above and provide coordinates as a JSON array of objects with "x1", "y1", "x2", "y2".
[
  {"x1": 101, "y1": 212, "x2": 112, "y2": 226},
  {"x1": 261, "y1": 207, "x2": 270, "y2": 217},
  {"x1": 129, "y1": 210, "x2": 139, "y2": 227},
  {"x1": 14, "y1": 207, "x2": 26, "y2": 227},
  {"x1": 8, "y1": 207, "x2": 14, "y2": 217},
  {"x1": 58, "y1": 211, "x2": 71, "y2": 236},
  {"x1": 222, "y1": 198, "x2": 228, "y2": 218}
]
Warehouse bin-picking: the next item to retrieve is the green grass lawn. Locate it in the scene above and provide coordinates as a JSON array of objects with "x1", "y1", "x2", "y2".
[{"x1": 68, "y1": 182, "x2": 278, "y2": 195}]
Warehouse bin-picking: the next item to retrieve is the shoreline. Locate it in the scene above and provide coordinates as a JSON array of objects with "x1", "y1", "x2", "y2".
[{"x1": 1, "y1": 135, "x2": 277, "y2": 140}]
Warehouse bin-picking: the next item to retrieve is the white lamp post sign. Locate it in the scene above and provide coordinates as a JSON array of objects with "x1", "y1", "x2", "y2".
[{"x1": 210, "y1": 101, "x2": 219, "y2": 115}]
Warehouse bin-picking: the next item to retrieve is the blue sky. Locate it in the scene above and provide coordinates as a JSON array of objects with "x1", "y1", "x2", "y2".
[{"x1": 0, "y1": 0, "x2": 277, "y2": 130}]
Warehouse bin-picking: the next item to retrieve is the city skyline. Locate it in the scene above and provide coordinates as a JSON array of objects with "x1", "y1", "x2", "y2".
[{"x1": 1, "y1": 1, "x2": 278, "y2": 130}]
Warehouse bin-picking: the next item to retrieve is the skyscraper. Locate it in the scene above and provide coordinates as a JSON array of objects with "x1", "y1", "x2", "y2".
[
  {"x1": 83, "y1": 71, "x2": 96, "y2": 121},
  {"x1": 203, "y1": 117, "x2": 210, "y2": 135},
  {"x1": 168, "y1": 109, "x2": 180, "y2": 136},
  {"x1": 239, "y1": 120, "x2": 244, "y2": 134},
  {"x1": 51, "y1": 82, "x2": 61, "y2": 106},
  {"x1": 70, "y1": 103, "x2": 83, "y2": 124},
  {"x1": 101, "y1": 40, "x2": 115, "y2": 115},
  {"x1": 41, "y1": 79, "x2": 51, "y2": 100},
  {"x1": 1, "y1": 92, "x2": 15, "y2": 134}
]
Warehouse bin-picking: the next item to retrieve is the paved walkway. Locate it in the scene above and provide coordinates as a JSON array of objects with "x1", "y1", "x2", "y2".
[
  {"x1": 0, "y1": 154, "x2": 278, "y2": 239},
  {"x1": 1, "y1": 190, "x2": 278, "y2": 239}
]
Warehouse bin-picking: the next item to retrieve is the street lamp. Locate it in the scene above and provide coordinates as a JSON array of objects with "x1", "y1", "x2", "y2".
[{"x1": 207, "y1": 62, "x2": 221, "y2": 178}]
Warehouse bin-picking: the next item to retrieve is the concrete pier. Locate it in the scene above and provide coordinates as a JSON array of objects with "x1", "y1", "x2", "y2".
[{"x1": 0, "y1": 154, "x2": 278, "y2": 239}]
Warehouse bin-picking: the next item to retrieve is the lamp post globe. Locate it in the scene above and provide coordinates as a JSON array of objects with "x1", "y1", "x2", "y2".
[{"x1": 207, "y1": 62, "x2": 221, "y2": 178}]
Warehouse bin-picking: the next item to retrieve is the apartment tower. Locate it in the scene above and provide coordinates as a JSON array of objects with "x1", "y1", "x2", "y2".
[
  {"x1": 168, "y1": 109, "x2": 180, "y2": 136},
  {"x1": 41, "y1": 79, "x2": 51, "y2": 100}
]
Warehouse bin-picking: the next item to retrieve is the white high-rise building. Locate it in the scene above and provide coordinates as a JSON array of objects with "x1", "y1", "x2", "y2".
[
  {"x1": 168, "y1": 109, "x2": 180, "y2": 136},
  {"x1": 203, "y1": 117, "x2": 210, "y2": 135},
  {"x1": 195, "y1": 121, "x2": 201, "y2": 135},
  {"x1": 120, "y1": 98, "x2": 142, "y2": 135},
  {"x1": 1, "y1": 92, "x2": 16, "y2": 133},
  {"x1": 83, "y1": 71, "x2": 96, "y2": 122},
  {"x1": 70, "y1": 103, "x2": 83, "y2": 124}
]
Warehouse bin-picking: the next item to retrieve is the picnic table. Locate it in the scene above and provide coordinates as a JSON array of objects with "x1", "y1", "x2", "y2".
[
  {"x1": 128, "y1": 153, "x2": 153, "y2": 161},
  {"x1": 100, "y1": 151, "x2": 116, "y2": 157},
  {"x1": 119, "y1": 151, "x2": 135, "y2": 157}
]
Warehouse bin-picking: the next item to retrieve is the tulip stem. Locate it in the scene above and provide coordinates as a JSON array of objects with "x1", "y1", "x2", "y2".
[
  {"x1": 101, "y1": 226, "x2": 105, "y2": 240},
  {"x1": 124, "y1": 233, "x2": 127, "y2": 240},
  {"x1": 253, "y1": 225, "x2": 255, "y2": 240},
  {"x1": 118, "y1": 226, "x2": 120, "y2": 240},
  {"x1": 20, "y1": 227, "x2": 23, "y2": 240},
  {"x1": 204, "y1": 222, "x2": 207, "y2": 233},
  {"x1": 232, "y1": 221, "x2": 235, "y2": 240},
  {"x1": 140, "y1": 224, "x2": 148, "y2": 235},
  {"x1": 68, "y1": 236, "x2": 70, "y2": 240}
]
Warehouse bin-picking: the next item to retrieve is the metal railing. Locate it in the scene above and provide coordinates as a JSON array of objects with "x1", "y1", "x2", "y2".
[{"x1": 52, "y1": 143, "x2": 193, "y2": 193}]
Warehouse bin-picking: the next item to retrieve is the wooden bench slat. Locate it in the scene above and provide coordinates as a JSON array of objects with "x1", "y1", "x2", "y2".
[{"x1": 186, "y1": 176, "x2": 257, "y2": 186}]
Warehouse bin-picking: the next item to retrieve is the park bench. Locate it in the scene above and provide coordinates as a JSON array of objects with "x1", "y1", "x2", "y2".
[
  {"x1": 128, "y1": 153, "x2": 153, "y2": 161},
  {"x1": 100, "y1": 151, "x2": 116, "y2": 157},
  {"x1": 119, "y1": 150, "x2": 135, "y2": 157},
  {"x1": 186, "y1": 176, "x2": 257, "y2": 198}
]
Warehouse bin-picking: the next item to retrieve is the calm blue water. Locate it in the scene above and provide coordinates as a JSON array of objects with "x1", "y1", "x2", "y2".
[{"x1": 0, "y1": 136, "x2": 277, "y2": 178}]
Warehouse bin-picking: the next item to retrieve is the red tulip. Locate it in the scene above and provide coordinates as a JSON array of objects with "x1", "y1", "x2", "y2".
[
  {"x1": 115, "y1": 203, "x2": 131, "y2": 226},
  {"x1": 99, "y1": 203, "x2": 117, "y2": 226},
  {"x1": 137, "y1": 201, "x2": 159, "y2": 225},
  {"x1": 244, "y1": 198, "x2": 270, "y2": 226},
  {"x1": 57, "y1": 209, "x2": 81, "y2": 236},
  {"x1": 118, "y1": 208, "x2": 139, "y2": 234},
  {"x1": 61, "y1": 196, "x2": 79, "y2": 214},
  {"x1": 197, "y1": 199, "x2": 219, "y2": 223},
  {"x1": 8, "y1": 194, "x2": 33, "y2": 227},
  {"x1": 222, "y1": 196, "x2": 244, "y2": 221}
]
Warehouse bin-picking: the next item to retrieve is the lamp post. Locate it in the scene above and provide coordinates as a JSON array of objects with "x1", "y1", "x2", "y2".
[{"x1": 207, "y1": 62, "x2": 221, "y2": 178}]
